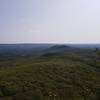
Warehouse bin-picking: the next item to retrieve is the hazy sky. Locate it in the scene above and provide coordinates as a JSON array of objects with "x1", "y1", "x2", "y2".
[{"x1": 0, "y1": 0, "x2": 100, "y2": 43}]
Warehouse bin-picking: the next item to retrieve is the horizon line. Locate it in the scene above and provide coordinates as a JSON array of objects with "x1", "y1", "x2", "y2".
[{"x1": 0, "y1": 43, "x2": 100, "y2": 45}]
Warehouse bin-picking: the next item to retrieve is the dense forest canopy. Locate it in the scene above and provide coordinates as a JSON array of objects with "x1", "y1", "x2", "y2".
[{"x1": 0, "y1": 44, "x2": 100, "y2": 100}]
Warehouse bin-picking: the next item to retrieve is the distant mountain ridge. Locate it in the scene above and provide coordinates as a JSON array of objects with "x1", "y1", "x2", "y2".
[
  {"x1": 44, "y1": 45, "x2": 72, "y2": 52},
  {"x1": 49, "y1": 45, "x2": 71, "y2": 49},
  {"x1": 41, "y1": 45, "x2": 73, "y2": 57},
  {"x1": 0, "y1": 44, "x2": 100, "y2": 57}
]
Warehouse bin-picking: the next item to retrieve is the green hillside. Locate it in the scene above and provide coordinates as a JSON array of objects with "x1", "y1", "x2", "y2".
[{"x1": 0, "y1": 47, "x2": 100, "y2": 100}]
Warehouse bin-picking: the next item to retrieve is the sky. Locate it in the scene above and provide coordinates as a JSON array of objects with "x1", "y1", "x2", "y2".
[{"x1": 0, "y1": 0, "x2": 100, "y2": 44}]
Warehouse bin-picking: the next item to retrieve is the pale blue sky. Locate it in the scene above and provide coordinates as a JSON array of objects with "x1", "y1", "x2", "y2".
[{"x1": 0, "y1": 0, "x2": 100, "y2": 43}]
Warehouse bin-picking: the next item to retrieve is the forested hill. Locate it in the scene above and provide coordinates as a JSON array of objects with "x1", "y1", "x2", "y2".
[
  {"x1": 0, "y1": 44, "x2": 100, "y2": 100},
  {"x1": 0, "y1": 44, "x2": 100, "y2": 57}
]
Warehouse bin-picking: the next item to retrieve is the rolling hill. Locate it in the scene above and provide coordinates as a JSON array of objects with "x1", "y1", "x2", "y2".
[{"x1": 0, "y1": 44, "x2": 100, "y2": 100}]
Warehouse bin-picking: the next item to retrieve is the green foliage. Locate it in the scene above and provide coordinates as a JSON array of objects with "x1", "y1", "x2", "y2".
[{"x1": 0, "y1": 48, "x2": 100, "y2": 100}]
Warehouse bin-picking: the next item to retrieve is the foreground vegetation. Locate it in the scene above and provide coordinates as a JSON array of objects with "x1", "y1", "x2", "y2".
[{"x1": 0, "y1": 47, "x2": 100, "y2": 100}]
